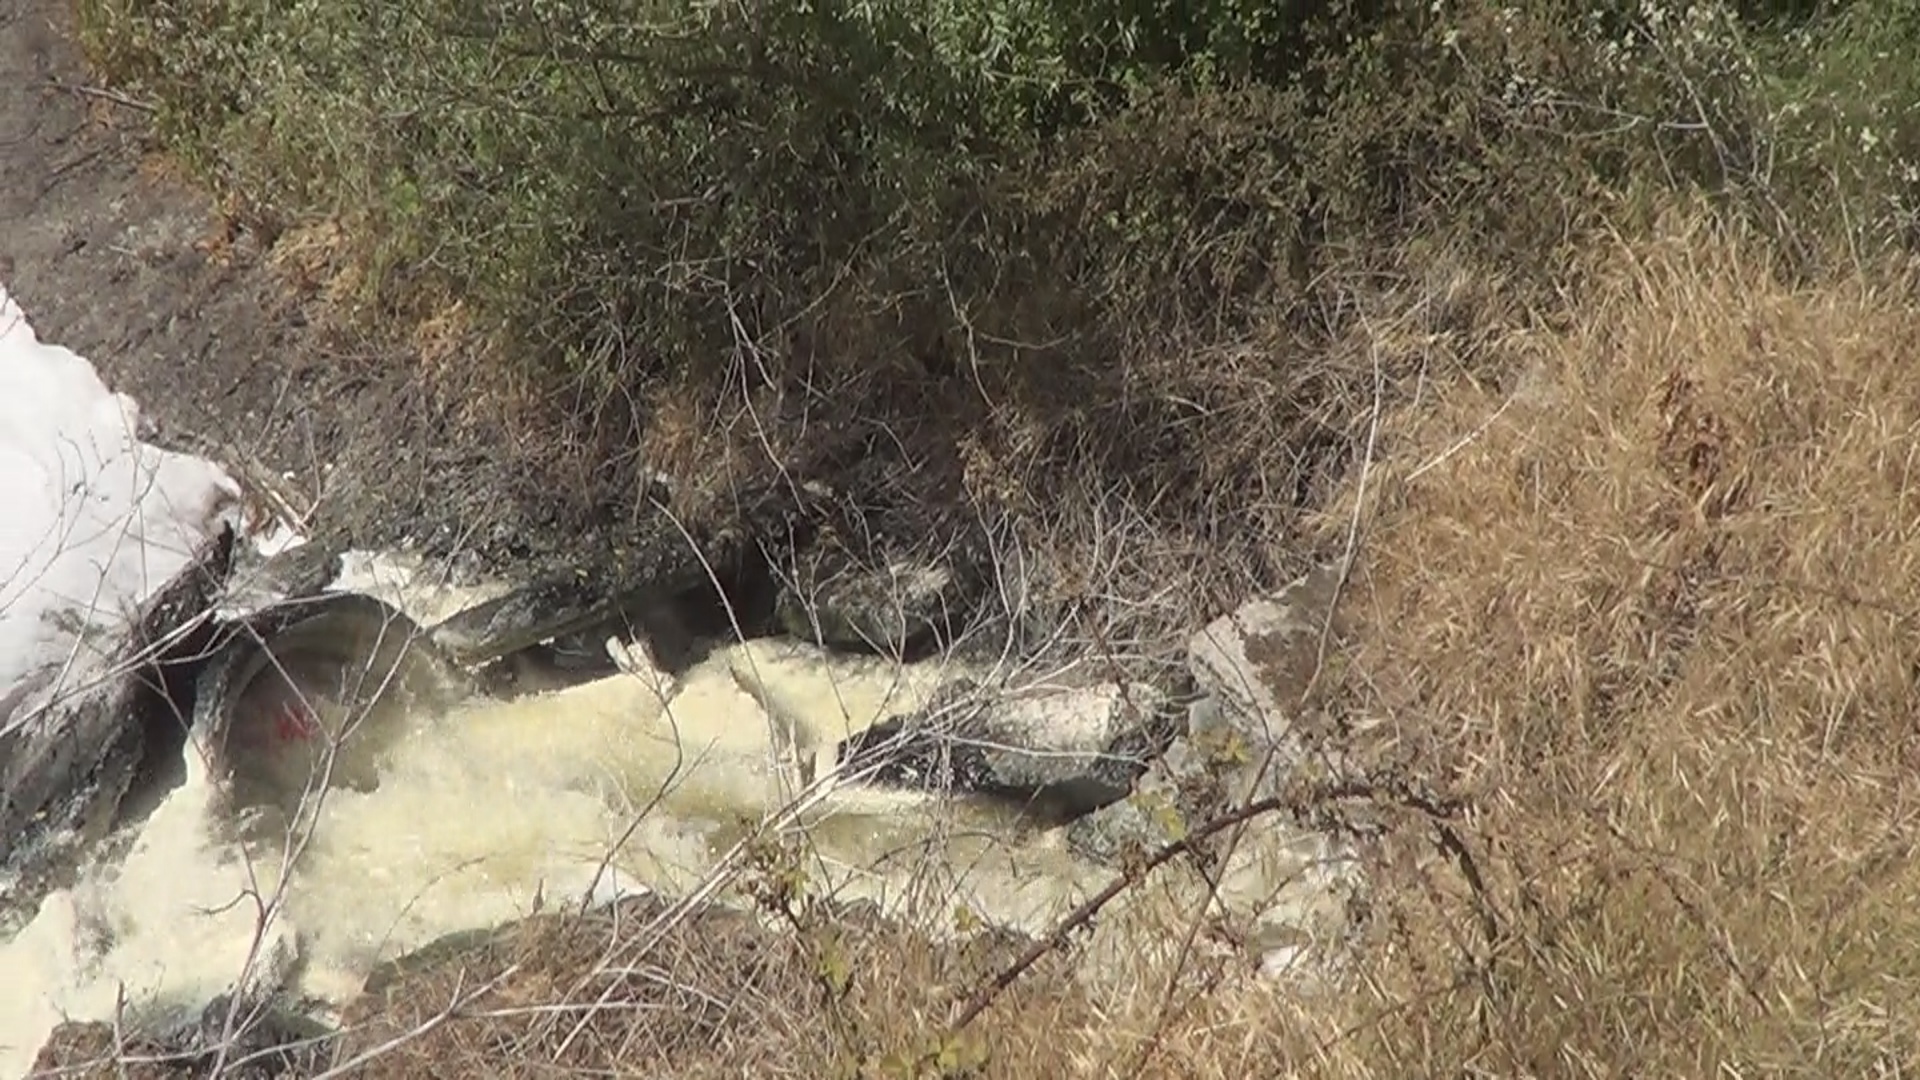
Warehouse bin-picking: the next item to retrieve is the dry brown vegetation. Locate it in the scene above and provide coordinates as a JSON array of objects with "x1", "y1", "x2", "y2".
[
  {"x1": 332, "y1": 897, "x2": 1076, "y2": 1079},
  {"x1": 311, "y1": 879, "x2": 1329, "y2": 1079},
  {"x1": 1296, "y1": 210, "x2": 1920, "y2": 1076}
]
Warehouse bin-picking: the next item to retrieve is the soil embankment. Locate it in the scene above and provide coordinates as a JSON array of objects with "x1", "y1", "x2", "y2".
[{"x1": 0, "y1": 0, "x2": 636, "y2": 584}]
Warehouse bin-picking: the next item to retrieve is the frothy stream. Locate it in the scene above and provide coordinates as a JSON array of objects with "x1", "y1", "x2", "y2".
[{"x1": 0, "y1": 557, "x2": 1119, "y2": 1075}]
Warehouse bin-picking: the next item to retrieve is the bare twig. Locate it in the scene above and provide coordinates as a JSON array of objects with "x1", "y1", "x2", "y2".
[
  {"x1": 40, "y1": 80, "x2": 155, "y2": 112},
  {"x1": 948, "y1": 779, "x2": 1460, "y2": 1034}
]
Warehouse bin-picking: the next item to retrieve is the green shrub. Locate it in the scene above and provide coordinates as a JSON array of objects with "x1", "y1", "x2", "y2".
[
  {"x1": 1753, "y1": 0, "x2": 1920, "y2": 258},
  {"x1": 77, "y1": 0, "x2": 1910, "y2": 359}
]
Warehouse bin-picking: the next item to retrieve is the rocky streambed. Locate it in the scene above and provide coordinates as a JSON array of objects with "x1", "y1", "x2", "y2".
[{"x1": 2, "y1": 504, "x2": 1361, "y2": 1077}]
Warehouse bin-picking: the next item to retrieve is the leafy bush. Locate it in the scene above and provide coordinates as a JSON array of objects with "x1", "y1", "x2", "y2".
[{"x1": 78, "y1": 0, "x2": 1917, "y2": 370}]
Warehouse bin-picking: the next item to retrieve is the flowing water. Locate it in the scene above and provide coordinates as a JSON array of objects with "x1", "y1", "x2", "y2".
[{"x1": 0, "y1": 552, "x2": 1139, "y2": 1075}]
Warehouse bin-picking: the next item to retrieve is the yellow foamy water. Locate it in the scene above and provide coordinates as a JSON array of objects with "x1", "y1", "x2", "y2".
[{"x1": 0, "y1": 635, "x2": 1121, "y2": 1075}]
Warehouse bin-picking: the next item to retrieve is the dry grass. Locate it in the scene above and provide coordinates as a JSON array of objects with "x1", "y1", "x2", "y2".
[
  {"x1": 332, "y1": 896, "x2": 1075, "y2": 1079},
  {"x1": 318, "y1": 886, "x2": 1341, "y2": 1080},
  {"x1": 1294, "y1": 210, "x2": 1920, "y2": 1076},
  {"x1": 263, "y1": 220, "x2": 356, "y2": 305}
]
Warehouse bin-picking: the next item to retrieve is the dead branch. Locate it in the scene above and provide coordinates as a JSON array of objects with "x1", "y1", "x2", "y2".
[{"x1": 948, "y1": 778, "x2": 1461, "y2": 1035}]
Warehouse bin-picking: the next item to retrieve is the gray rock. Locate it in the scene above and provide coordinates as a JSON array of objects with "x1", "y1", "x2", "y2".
[
  {"x1": 836, "y1": 678, "x2": 1179, "y2": 822},
  {"x1": 424, "y1": 573, "x2": 629, "y2": 667},
  {"x1": 1069, "y1": 562, "x2": 1350, "y2": 865},
  {"x1": 214, "y1": 536, "x2": 347, "y2": 623},
  {"x1": 1067, "y1": 719, "x2": 1364, "y2": 988},
  {"x1": 426, "y1": 569, "x2": 733, "y2": 682},
  {"x1": 777, "y1": 552, "x2": 981, "y2": 657},
  {"x1": 1065, "y1": 731, "x2": 1215, "y2": 862},
  {"x1": 0, "y1": 524, "x2": 236, "y2": 926},
  {"x1": 191, "y1": 591, "x2": 473, "y2": 818},
  {"x1": 424, "y1": 504, "x2": 780, "y2": 670},
  {"x1": 469, "y1": 635, "x2": 620, "y2": 700},
  {"x1": 1185, "y1": 560, "x2": 1345, "y2": 797},
  {"x1": 1063, "y1": 564, "x2": 1365, "y2": 986}
]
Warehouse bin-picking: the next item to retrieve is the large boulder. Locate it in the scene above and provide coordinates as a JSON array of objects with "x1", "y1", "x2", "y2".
[
  {"x1": 212, "y1": 535, "x2": 347, "y2": 623},
  {"x1": 1070, "y1": 560, "x2": 1350, "y2": 860},
  {"x1": 426, "y1": 551, "x2": 771, "y2": 691},
  {"x1": 423, "y1": 501, "x2": 783, "y2": 670},
  {"x1": 775, "y1": 549, "x2": 984, "y2": 659},
  {"x1": 1066, "y1": 561, "x2": 1364, "y2": 982},
  {"x1": 190, "y1": 591, "x2": 473, "y2": 821},
  {"x1": 0, "y1": 525, "x2": 236, "y2": 924},
  {"x1": 1184, "y1": 559, "x2": 1346, "y2": 799},
  {"x1": 834, "y1": 677, "x2": 1180, "y2": 822},
  {"x1": 1064, "y1": 724, "x2": 1221, "y2": 864},
  {"x1": 427, "y1": 574, "x2": 721, "y2": 702},
  {"x1": 424, "y1": 573, "x2": 639, "y2": 668}
]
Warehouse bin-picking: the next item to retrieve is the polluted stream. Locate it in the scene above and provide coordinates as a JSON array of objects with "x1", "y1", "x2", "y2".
[{"x1": 0, "y1": 551, "x2": 1124, "y2": 1074}]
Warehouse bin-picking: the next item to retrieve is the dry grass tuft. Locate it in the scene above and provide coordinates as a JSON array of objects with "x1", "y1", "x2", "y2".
[
  {"x1": 332, "y1": 896, "x2": 1088, "y2": 1079},
  {"x1": 264, "y1": 218, "x2": 366, "y2": 314},
  {"x1": 326, "y1": 887, "x2": 1338, "y2": 1080},
  {"x1": 1299, "y1": 210, "x2": 1920, "y2": 1075}
]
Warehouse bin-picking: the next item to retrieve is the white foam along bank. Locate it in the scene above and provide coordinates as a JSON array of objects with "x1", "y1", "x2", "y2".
[{"x1": 0, "y1": 285, "x2": 240, "y2": 718}]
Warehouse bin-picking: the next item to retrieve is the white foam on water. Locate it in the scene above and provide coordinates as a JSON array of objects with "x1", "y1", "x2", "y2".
[
  {"x1": 279, "y1": 639, "x2": 1119, "y2": 991},
  {"x1": 0, "y1": 630, "x2": 1124, "y2": 1075}
]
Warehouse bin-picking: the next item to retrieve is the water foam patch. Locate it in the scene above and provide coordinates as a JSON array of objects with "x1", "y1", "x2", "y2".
[{"x1": 0, "y1": 753, "x2": 298, "y2": 1075}]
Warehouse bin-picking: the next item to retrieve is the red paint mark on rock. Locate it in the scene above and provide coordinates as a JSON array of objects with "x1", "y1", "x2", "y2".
[{"x1": 271, "y1": 699, "x2": 321, "y2": 743}]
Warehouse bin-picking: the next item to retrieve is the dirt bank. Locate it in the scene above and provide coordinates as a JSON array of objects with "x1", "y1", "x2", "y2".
[{"x1": 0, "y1": 0, "x2": 664, "y2": 586}]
